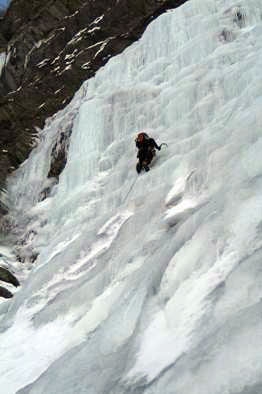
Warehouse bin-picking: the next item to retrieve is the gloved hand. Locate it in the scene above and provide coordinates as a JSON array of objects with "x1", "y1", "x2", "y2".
[{"x1": 158, "y1": 146, "x2": 161, "y2": 151}]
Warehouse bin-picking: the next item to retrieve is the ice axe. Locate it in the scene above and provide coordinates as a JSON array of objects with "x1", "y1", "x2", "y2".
[{"x1": 160, "y1": 143, "x2": 168, "y2": 150}]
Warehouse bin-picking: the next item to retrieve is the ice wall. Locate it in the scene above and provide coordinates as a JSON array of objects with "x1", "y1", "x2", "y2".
[{"x1": 1, "y1": 0, "x2": 262, "y2": 393}]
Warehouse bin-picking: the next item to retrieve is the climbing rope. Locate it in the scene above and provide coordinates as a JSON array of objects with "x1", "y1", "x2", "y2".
[{"x1": 122, "y1": 177, "x2": 138, "y2": 203}]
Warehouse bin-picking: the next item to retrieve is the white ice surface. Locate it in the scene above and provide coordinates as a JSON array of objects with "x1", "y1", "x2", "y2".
[
  {"x1": 1, "y1": 0, "x2": 262, "y2": 393},
  {"x1": 0, "y1": 52, "x2": 6, "y2": 76}
]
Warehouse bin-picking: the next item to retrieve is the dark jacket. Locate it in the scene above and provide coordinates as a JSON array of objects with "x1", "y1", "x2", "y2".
[
  {"x1": 136, "y1": 137, "x2": 160, "y2": 163},
  {"x1": 136, "y1": 137, "x2": 160, "y2": 151}
]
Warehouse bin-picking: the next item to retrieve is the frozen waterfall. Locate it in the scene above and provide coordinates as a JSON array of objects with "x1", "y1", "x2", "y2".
[{"x1": 1, "y1": 0, "x2": 262, "y2": 393}]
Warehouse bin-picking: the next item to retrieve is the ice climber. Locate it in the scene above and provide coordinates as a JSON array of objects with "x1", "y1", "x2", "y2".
[{"x1": 135, "y1": 132, "x2": 161, "y2": 173}]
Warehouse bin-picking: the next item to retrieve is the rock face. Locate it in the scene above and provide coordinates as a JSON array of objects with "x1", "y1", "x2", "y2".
[
  {"x1": 0, "y1": 265, "x2": 20, "y2": 298},
  {"x1": 0, "y1": 265, "x2": 20, "y2": 287},
  {"x1": 0, "y1": 264, "x2": 19, "y2": 298},
  {"x1": 0, "y1": 0, "x2": 188, "y2": 195},
  {"x1": 0, "y1": 285, "x2": 13, "y2": 298}
]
